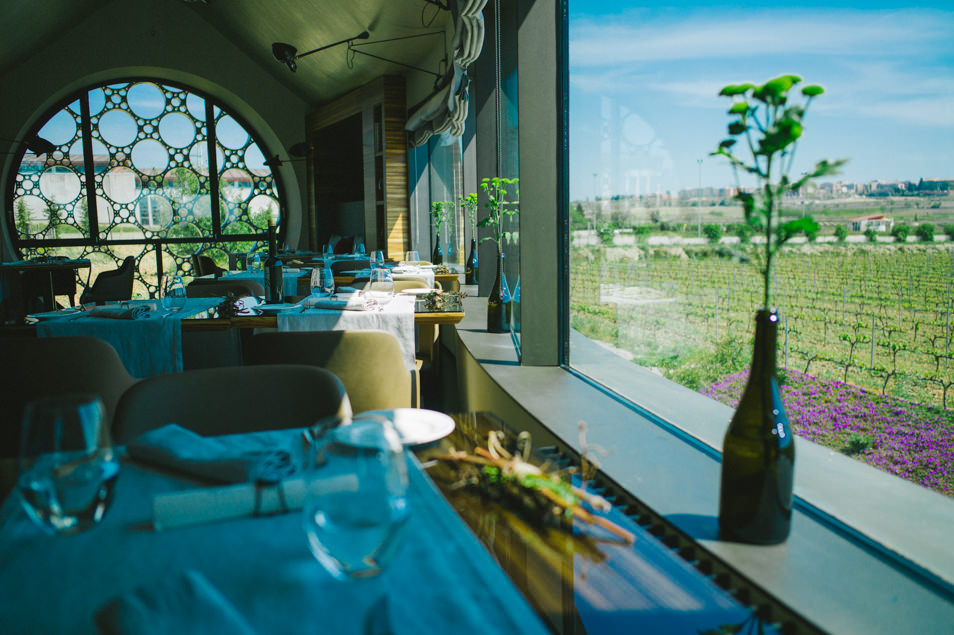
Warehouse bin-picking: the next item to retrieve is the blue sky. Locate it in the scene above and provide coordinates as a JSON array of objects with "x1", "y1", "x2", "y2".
[{"x1": 568, "y1": 1, "x2": 954, "y2": 200}]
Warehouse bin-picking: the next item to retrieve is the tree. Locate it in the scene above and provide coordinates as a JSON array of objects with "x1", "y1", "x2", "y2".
[
  {"x1": 702, "y1": 223, "x2": 723, "y2": 243},
  {"x1": 915, "y1": 223, "x2": 935, "y2": 242},
  {"x1": 733, "y1": 222, "x2": 754, "y2": 244},
  {"x1": 891, "y1": 223, "x2": 910, "y2": 242},
  {"x1": 570, "y1": 203, "x2": 588, "y2": 230},
  {"x1": 834, "y1": 224, "x2": 847, "y2": 242},
  {"x1": 15, "y1": 198, "x2": 29, "y2": 234},
  {"x1": 943, "y1": 224, "x2": 954, "y2": 240},
  {"x1": 864, "y1": 228, "x2": 878, "y2": 243}
]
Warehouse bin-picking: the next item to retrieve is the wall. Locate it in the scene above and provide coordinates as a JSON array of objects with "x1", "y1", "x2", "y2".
[{"x1": 0, "y1": 0, "x2": 310, "y2": 259}]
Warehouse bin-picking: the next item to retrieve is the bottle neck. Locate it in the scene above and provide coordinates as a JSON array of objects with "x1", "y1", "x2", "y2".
[
  {"x1": 750, "y1": 310, "x2": 779, "y2": 379},
  {"x1": 267, "y1": 222, "x2": 277, "y2": 258}
]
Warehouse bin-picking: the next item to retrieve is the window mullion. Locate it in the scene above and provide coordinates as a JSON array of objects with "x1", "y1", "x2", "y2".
[
  {"x1": 205, "y1": 100, "x2": 221, "y2": 239},
  {"x1": 79, "y1": 93, "x2": 99, "y2": 243}
]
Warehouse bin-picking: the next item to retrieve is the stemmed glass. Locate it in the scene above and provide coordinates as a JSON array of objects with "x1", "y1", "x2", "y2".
[
  {"x1": 301, "y1": 417, "x2": 409, "y2": 580},
  {"x1": 160, "y1": 275, "x2": 187, "y2": 312},
  {"x1": 310, "y1": 266, "x2": 335, "y2": 297},
  {"x1": 404, "y1": 251, "x2": 420, "y2": 266},
  {"x1": 370, "y1": 250, "x2": 385, "y2": 270},
  {"x1": 17, "y1": 394, "x2": 120, "y2": 535},
  {"x1": 367, "y1": 269, "x2": 394, "y2": 305}
]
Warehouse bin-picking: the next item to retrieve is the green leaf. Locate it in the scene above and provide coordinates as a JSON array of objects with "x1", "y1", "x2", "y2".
[
  {"x1": 752, "y1": 75, "x2": 802, "y2": 105},
  {"x1": 728, "y1": 102, "x2": 749, "y2": 115},
  {"x1": 719, "y1": 84, "x2": 753, "y2": 97},
  {"x1": 718, "y1": 139, "x2": 737, "y2": 149},
  {"x1": 757, "y1": 118, "x2": 803, "y2": 154},
  {"x1": 782, "y1": 217, "x2": 820, "y2": 236},
  {"x1": 802, "y1": 85, "x2": 824, "y2": 97},
  {"x1": 736, "y1": 192, "x2": 756, "y2": 221},
  {"x1": 728, "y1": 121, "x2": 748, "y2": 135},
  {"x1": 477, "y1": 217, "x2": 494, "y2": 227}
]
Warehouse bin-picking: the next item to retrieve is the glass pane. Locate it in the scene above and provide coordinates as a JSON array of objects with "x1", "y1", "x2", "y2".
[{"x1": 567, "y1": 2, "x2": 954, "y2": 496}]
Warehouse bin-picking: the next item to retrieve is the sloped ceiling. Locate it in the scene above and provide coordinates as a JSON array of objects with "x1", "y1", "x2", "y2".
[{"x1": 0, "y1": 0, "x2": 452, "y2": 107}]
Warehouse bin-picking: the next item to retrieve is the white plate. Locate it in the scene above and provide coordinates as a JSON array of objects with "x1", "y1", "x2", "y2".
[
  {"x1": 27, "y1": 308, "x2": 83, "y2": 321},
  {"x1": 254, "y1": 303, "x2": 298, "y2": 315},
  {"x1": 400, "y1": 288, "x2": 437, "y2": 296},
  {"x1": 355, "y1": 408, "x2": 455, "y2": 447}
]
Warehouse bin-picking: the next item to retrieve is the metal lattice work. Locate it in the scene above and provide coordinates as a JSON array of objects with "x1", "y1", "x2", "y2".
[{"x1": 8, "y1": 80, "x2": 283, "y2": 299}]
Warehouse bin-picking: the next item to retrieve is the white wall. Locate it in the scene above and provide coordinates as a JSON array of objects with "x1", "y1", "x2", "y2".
[{"x1": 0, "y1": 0, "x2": 310, "y2": 259}]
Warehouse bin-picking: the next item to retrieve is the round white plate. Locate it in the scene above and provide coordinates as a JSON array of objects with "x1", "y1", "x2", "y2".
[
  {"x1": 400, "y1": 288, "x2": 436, "y2": 296},
  {"x1": 254, "y1": 303, "x2": 297, "y2": 315},
  {"x1": 355, "y1": 408, "x2": 455, "y2": 447},
  {"x1": 27, "y1": 308, "x2": 83, "y2": 321}
]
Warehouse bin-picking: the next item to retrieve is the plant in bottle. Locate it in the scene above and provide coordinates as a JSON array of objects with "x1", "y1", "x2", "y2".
[
  {"x1": 478, "y1": 177, "x2": 519, "y2": 333},
  {"x1": 711, "y1": 75, "x2": 846, "y2": 544}
]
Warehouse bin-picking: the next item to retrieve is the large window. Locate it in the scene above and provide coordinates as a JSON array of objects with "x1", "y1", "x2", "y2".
[
  {"x1": 7, "y1": 80, "x2": 282, "y2": 299},
  {"x1": 567, "y1": 3, "x2": 954, "y2": 497}
]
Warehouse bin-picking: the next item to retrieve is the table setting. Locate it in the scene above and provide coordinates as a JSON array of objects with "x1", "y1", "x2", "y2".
[
  {"x1": 30, "y1": 297, "x2": 221, "y2": 377},
  {"x1": 0, "y1": 398, "x2": 549, "y2": 635}
]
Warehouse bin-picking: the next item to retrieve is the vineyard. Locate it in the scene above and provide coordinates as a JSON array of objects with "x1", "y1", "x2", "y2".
[{"x1": 570, "y1": 243, "x2": 954, "y2": 410}]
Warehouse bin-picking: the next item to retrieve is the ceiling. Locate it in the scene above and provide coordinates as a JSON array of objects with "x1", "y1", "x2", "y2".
[{"x1": 0, "y1": 0, "x2": 453, "y2": 106}]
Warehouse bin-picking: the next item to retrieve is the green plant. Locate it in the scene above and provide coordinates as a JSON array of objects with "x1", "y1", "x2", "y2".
[
  {"x1": 943, "y1": 224, "x2": 954, "y2": 240},
  {"x1": 891, "y1": 223, "x2": 910, "y2": 242},
  {"x1": 915, "y1": 223, "x2": 935, "y2": 242},
  {"x1": 459, "y1": 192, "x2": 479, "y2": 236},
  {"x1": 864, "y1": 228, "x2": 878, "y2": 243},
  {"x1": 834, "y1": 224, "x2": 847, "y2": 242},
  {"x1": 702, "y1": 223, "x2": 723, "y2": 243},
  {"x1": 478, "y1": 177, "x2": 519, "y2": 251},
  {"x1": 711, "y1": 75, "x2": 845, "y2": 309},
  {"x1": 733, "y1": 222, "x2": 754, "y2": 244}
]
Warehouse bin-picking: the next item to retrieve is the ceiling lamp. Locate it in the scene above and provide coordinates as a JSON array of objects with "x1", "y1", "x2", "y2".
[
  {"x1": 264, "y1": 142, "x2": 310, "y2": 168},
  {"x1": 272, "y1": 31, "x2": 370, "y2": 72},
  {"x1": 0, "y1": 134, "x2": 55, "y2": 156}
]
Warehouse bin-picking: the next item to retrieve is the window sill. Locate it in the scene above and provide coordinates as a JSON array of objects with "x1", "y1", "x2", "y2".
[{"x1": 450, "y1": 296, "x2": 954, "y2": 633}]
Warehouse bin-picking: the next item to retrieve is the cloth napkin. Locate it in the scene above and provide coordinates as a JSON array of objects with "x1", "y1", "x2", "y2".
[
  {"x1": 94, "y1": 570, "x2": 257, "y2": 635},
  {"x1": 86, "y1": 305, "x2": 149, "y2": 320},
  {"x1": 306, "y1": 295, "x2": 375, "y2": 311},
  {"x1": 126, "y1": 424, "x2": 296, "y2": 483}
]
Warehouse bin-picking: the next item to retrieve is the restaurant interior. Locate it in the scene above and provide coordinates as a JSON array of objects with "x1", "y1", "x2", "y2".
[{"x1": 0, "y1": 0, "x2": 952, "y2": 633}]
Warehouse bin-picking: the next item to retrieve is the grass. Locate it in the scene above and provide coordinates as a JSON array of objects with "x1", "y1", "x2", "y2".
[{"x1": 703, "y1": 369, "x2": 954, "y2": 497}]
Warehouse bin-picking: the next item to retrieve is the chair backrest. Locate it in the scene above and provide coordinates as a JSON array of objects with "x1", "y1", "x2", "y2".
[
  {"x1": 82, "y1": 256, "x2": 135, "y2": 304},
  {"x1": 186, "y1": 278, "x2": 264, "y2": 298},
  {"x1": 0, "y1": 336, "x2": 136, "y2": 456},
  {"x1": 244, "y1": 331, "x2": 411, "y2": 414},
  {"x1": 192, "y1": 254, "x2": 225, "y2": 277},
  {"x1": 112, "y1": 364, "x2": 350, "y2": 443},
  {"x1": 330, "y1": 259, "x2": 370, "y2": 274},
  {"x1": 393, "y1": 279, "x2": 429, "y2": 292}
]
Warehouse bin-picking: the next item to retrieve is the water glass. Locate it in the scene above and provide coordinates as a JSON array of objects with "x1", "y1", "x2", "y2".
[
  {"x1": 302, "y1": 418, "x2": 409, "y2": 580},
  {"x1": 310, "y1": 266, "x2": 335, "y2": 297},
  {"x1": 404, "y1": 251, "x2": 420, "y2": 265},
  {"x1": 353, "y1": 237, "x2": 366, "y2": 255},
  {"x1": 367, "y1": 269, "x2": 394, "y2": 304},
  {"x1": 17, "y1": 394, "x2": 120, "y2": 535},
  {"x1": 160, "y1": 274, "x2": 187, "y2": 311},
  {"x1": 370, "y1": 250, "x2": 385, "y2": 269}
]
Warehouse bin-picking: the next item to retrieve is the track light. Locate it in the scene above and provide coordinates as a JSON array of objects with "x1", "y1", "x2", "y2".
[{"x1": 272, "y1": 31, "x2": 370, "y2": 73}]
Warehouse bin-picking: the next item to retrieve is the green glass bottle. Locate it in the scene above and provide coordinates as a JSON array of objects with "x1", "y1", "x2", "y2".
[
  {"x1": 718, "y1": 309, "x2": 795, "y2": 544},
  {"x1": 486, "y1": 249, "x2": 508, "y2": 333}
]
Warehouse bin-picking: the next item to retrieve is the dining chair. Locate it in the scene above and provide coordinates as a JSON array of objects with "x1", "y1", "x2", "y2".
[
  {"x1": 185, "y1": 278, "x2": 264, "y2": 298},
  {"x1": 79, "y1": 256, "x2": 135, "y2": 305},
  {"x1": 0, "y1": 336, "x2": 136, "y2": 458},
  {"x1": 329, "y1": 259, "x2": 370, "y2": 274},
  {"x1": 191, "y1": 254, "x2": 226, "y2": 277},
  {"x1": 243, "y1": 331, "x2": 414, "y2": 413},
  {"x1": 112, "y1": 364, "x2": 351, "y2": 443}
]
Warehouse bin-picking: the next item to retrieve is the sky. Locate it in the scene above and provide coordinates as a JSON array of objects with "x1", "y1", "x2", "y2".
[{"x1": 568, "y1": 1, "x2": 954, "y2": 201}]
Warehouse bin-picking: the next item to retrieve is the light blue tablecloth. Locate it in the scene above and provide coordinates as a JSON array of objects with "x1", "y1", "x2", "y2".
[
  {"x1": 222, "y1": 270, "x2": 307, "y2": 295},
  {"x1": 0, "y1": 428, "x2": 550, "y2": 635},
  {"x1": 36, "y1": 298, "x2": 219, "y2": 378}
]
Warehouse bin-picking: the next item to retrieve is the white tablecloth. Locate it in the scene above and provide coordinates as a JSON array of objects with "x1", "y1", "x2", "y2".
[
  {"x1": 36, "y1": 298, "x2": 219, "y2": 378},
  {"x1": 0, "y1": 429, "x2": 549, "y2": 635},
  {"x1": 276, "y1": 294, "x2": 416, "y2": 370},
  {"x1": 221, "y1": 270, "x2": 307, "y2": 295}
]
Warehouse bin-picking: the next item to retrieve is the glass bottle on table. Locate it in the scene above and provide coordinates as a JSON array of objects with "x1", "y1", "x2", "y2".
[{"x1": 263, "y1": 218, "x2": 284, "y2": 304}]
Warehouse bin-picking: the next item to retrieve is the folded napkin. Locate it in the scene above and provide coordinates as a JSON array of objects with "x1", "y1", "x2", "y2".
[
  {"x1": 87, "y1": 305, "x2": 149, "y2": 320},
  {"x1": 95, "y1": 570, "x2": 257, "y2": 635},
  {"x1": 306, "y1": 295, "x2": 375, "y2": 311},
  {"x1": 127, "y1": 424, "x2": 296, "y2": 483}
]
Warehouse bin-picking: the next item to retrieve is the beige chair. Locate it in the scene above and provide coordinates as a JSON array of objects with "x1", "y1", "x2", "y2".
[
  {"x1": 186, "y1": 278, "x2": 264, "y2": 298},
  {"x1": 244, "y1": 331, "x2": 414, "y2": 413},
  {"x1": 112, "y1": 364, "x2": 350, "y2": 443},
  {"x1": 0, "y1": 336, "x2": 136, "y2": 458}
]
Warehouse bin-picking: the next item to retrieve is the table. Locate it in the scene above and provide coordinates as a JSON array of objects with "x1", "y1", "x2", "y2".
[
  {"x1": 35, "y1": 298, "x2": 219, "y2": 378},
  {"x1": 0, "y1": 258, "x2": 90, "y2": 312},
  {"x1": 415, "y1": 412, "x2": 755, "y2": 634},
  {"x1": 0, "y1": 427, "x2": 549, "y2": 634}
]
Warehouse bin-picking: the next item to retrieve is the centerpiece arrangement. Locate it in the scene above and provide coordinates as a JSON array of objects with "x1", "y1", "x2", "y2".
[
  {"x1": 460, "y1": 192, "x2": 479, "y2": 284},
  {"x1": 429, "y1": 200, "x2": 449, "y2": 265},
  {"x1": 478, "y1": 176, "x2": 519, "y2": 333},
  {"x1": 711, "y1": 75, "x2": 845, "y2": 544}
]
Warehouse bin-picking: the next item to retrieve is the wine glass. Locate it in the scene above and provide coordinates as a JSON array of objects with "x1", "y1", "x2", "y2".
[
  {"x1": 160, "y1": 275, "x2": 187, "y2": 312},
  {"x1": 370, "y1": 250, "x2": 385, "y2": 270},
  {"x1": 310, "y1": 266, "x2": 335, "y2": 297},
  {"x1": 367, "y1": 269, "x2": 394, "y2": 305},
  {"x1": 302, "y1": 417, "x2": 409, "y2": 580},
  {"x1": 17, "y1": 394, "x2": 120, "y2": 535},
  {"x1": 404, "y1": 251, "x2": 420, "y2": 265},
  {"x1": 353, "y1": 237, "x2": 366, "y2": 256}
]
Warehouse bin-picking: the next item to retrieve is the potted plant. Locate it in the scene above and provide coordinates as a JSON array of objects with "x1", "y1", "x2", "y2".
[
  {"x1": 428, "y1": 201, "x2": 450, "y2": 265},
  {"x1": 460, "y1": 192, "x2": 479, "y2": 284},
  {"x1": 711, "y1": 75, "x2": 846, "y2": 544},
  {"x1": 478, "y1": 176, "x2": 518, "y2": 333}
]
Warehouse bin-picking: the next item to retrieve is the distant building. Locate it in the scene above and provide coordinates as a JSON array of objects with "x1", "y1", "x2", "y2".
[{"x1": 848, "y1": 213, "x2": 894, "y2": 233}]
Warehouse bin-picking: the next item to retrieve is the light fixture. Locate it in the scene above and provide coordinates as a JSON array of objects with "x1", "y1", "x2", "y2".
[
  {"x1": 272, "y1": 31, "x2": 370, "y2": 73},
  {"x1": 264, "y1": 142, "x2": 310, "y2": 168},
  {"x1": 0, "y1": 134, "x2": 55, "y2": 156}
]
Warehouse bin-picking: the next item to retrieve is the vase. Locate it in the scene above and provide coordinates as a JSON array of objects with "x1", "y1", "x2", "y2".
[
  {"x1": 487, "y1": 248, "x2": 509, "y2": 333},
  {"x1": 718, "y1": 309, "x2": 795, "y2": 544},
  {"x1": 431, "y1": 231, "x2": 442, "y2": 265},
  {"x1": 465, "y1": 238, "x2": 478, "y2": 285}
]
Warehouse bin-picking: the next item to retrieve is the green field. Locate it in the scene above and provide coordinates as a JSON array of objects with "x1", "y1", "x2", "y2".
[{"x1": 571, "y1": 242, "x2": 954, "y2": 411}]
